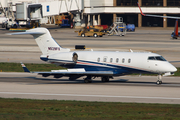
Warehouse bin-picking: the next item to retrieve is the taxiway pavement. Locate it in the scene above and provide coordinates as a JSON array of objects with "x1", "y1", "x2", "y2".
[
  {"x1": 0, "y1": 27, "x2": 180, "y2": 66},
  {"x1": 0, "y1": 26, "x2": 180, "y2": 104},
  {"x1": 0, "y1": 72, "x2": 180, "y2": 104}
]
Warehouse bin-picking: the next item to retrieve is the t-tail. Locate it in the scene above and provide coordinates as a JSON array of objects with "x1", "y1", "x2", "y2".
[{"x1": 8, "y1": 27, "x2": 70, "y2": 55}]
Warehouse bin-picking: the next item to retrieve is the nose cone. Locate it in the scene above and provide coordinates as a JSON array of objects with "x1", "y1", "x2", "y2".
[
  {"x1": 161, "y1": 62, "x2": 177, "y2": 73},
  {"x1": 170, "y1": 65, "x2": 177, "y2": 73},
  {"x1": 166, "y1": 62, "x2": 177, "y2": 73}
]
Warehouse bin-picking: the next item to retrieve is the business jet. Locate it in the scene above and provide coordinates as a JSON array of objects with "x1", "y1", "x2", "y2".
[
  {"x1": 9, "y1": 27, "x2": 177, "y2": 85},
  {"x1": 137, "y1": 2, "x2": 180, "y2": 39}
]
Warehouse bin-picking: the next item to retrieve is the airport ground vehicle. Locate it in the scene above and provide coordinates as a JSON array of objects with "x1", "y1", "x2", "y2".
[
  {"x1": 60, "y1": 19, "x2": 70, "y2": 27},
  {"x1": 88, "y1": 25, "x2": 108, "y2": 33},
  {"x1": 75, "y1": 28, "x2": 104, "y2": 37},
  {"x1": 1, "y1": 18, "x2": 17, "y2": 29},
  {"x1": 55, "y1": 15, "x2": 70, "y2": 27},
  {"x1": 126, "y1": 24, "x2": 135, "y2": 31}
]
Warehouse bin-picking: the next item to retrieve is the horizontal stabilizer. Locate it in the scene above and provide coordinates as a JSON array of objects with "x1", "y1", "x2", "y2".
[
  {"x1": 7, "y1": 31, "x2": 45, "y2": 35},
  {"x1": 7, "y1": 27, "x2": 68, "y2": 55}
]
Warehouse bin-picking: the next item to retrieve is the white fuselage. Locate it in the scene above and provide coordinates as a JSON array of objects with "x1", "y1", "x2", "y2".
[{"x1": 42, "y1": 51, "x2": 177, "y2": 75}]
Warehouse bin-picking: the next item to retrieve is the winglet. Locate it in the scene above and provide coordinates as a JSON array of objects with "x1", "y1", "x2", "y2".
[
  {"x1": 20, "y1": 62, "x2": 30, "y2": 73},
  {"x1": 174, "y1": 20, "x2": 179, "y2": 38},
  {"x1": 137, "y1": 2, "x2": 145, "y2": 16}
]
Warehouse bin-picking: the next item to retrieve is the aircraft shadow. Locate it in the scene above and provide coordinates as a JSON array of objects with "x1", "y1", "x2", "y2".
[
  {"x1": 24, "y1": 77, "x2": 160, "y2": 86},
  {"x1": 1, "y1": 77, "x2": 176, "y2": 86}
]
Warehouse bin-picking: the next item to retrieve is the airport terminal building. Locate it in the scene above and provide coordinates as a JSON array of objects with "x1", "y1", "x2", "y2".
[
  {"x1": 1, "y1": 0, "x2": 180, "y2": 27},
  {"x1": 84, "y1": 0, "x2": 180, "y2": 27}
]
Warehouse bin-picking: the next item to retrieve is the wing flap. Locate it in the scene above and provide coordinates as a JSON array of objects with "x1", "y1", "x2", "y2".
[
  {"x1": 35, "y1": 71, "x2": 114, "y2": 76},
  {"x1": 20, "y1": 63, "x2": 114, "y2": 76}
]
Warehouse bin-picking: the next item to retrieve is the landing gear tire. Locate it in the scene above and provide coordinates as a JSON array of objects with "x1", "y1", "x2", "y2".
[
  {"x1": 156, "y1": 80, "x2": 160, "y2": 85},
  {"x1": 173, "y1": 37, "x2": 177, "y2": 39},
  {"x1": 156, "y1": 80, "x2": 162, "y2": 85},
  {"x1": 84, "y1": 79, "x2": 92, "y2": 83},
  {"x1": 84, "y1": 76, "x2": 92, "y2": 83},
  {"x1": 101, "y1": 77, "x2": 109, "y2": 82}
]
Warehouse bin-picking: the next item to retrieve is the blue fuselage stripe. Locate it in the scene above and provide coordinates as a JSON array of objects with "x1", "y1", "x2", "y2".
[{"x1": 40, "y1": 57, "x2": 154, "y2": 75}]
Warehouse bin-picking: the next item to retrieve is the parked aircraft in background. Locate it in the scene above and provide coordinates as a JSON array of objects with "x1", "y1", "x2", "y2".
[
  {"x1": 9, "y1": 27, "x2": 177, "y2": 85},
  {"x1": 171, "y1": 20, "x2": 180, "y2": 39},
  {"x1": 137, "y1": 2, "x2": 180, "y2": 39}
]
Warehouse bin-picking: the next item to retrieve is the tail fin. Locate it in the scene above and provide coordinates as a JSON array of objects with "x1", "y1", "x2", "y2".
[
  {"x1": 137, "y1": 2, "x2": 145, "y2": 16},
  {"x1": 8, "y1": 27, "x2": 70, "y2": 55},
  {"x1": 21, "y1": 62, "x2": 30, "y2": 73},
  {"x1": 173, "y1": 20, "x2": 179, "y2": 39}
]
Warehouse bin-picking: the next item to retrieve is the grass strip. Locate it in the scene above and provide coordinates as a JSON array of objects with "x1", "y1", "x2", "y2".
[
  {"x1": 0, "y1": 62, "x2": 180, "y2": 76},
  {"x1": 0, "y1": 62, "x2": 64, "y2": 72},
  {"x1": 0, "y1": 98, "x2": 180, "y2": 120}
]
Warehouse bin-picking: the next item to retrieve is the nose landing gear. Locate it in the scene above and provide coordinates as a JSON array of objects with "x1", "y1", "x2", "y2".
[{"x1": 156, "y1": 74, "x2": 162, "y2": 85}]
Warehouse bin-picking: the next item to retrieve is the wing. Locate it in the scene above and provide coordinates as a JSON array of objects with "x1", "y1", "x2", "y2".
[
  {"x1": 169, "y1": 61, "x2": 180, "y2": 63},
  {"x1": 20, "y1": 63, "x2": 114, "y2": 78},
  {"x1": 36, "y1": 71, "x2": 114, "y2": 76},
  {"x1": 137, "y1": 2, "x2": 180, "y2": 19}
]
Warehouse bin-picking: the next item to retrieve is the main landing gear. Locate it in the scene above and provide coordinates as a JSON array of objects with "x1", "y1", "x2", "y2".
[
  {"x1": 101, "y1": 76, "x2": 109, "y2": 82},
  {"x1": 84, "y1": 76, "x2": 92, "y2": 83},
  {"x1": 156, "y1": 74, "x2": 162, "y2": 85},
  {"x1": 84, "y1": 76, "x2": 111, "y2": 83}
]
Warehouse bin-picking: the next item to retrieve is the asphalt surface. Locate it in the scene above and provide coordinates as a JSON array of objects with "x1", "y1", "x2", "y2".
[
  {"x1": 0, "y1": 26, "x2": 180, "y2": 66},
  {"x1": 0, "y1": 73, "x2": 180, "y2": 104},
  {"x1": 0, "y1": 26, "x2": 180, "y2": 104}
]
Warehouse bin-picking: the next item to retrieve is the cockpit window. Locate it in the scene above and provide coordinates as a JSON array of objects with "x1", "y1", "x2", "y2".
[
  {"x1": 148, "y1": 56, "x2": 166, "y2": 61},
  {"x1": 148, "y1": 57, "x2": 156, "y2": 60},
  {"x1": 155, "y1": 56, "x2": 166, "y2": 61}
]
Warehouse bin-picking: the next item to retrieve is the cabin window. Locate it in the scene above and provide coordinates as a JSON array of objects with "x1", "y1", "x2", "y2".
[
  {"x1": 128, "y1": 59, "x2": 131, "y2": 63},
  {"x1": 122, "y1": 58, "x2": 125, "y2": 63},
  {"x1": 116, "y1": 58, "x2": 119, "y2": 63},
  {"x1": 110, "y1": 58, "x2": 113, "y2": 63},
  {"x1": 103, "y1": 58, "x2": 107, "y2": 62},
  {"x1": 97, "y1": 58, "x2": 100, "y2": 62}
]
